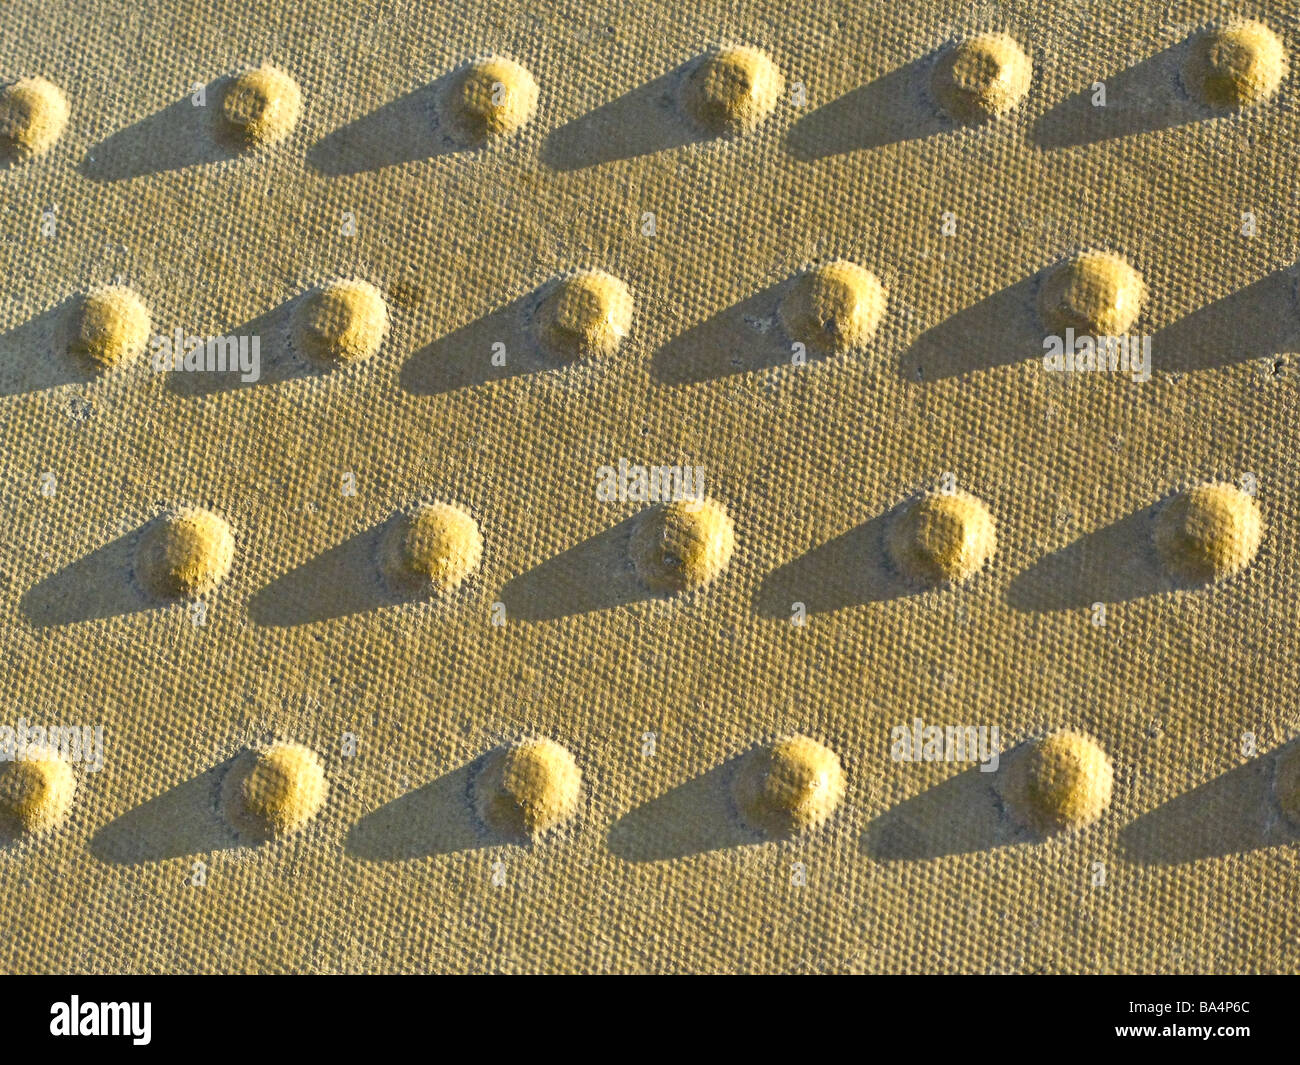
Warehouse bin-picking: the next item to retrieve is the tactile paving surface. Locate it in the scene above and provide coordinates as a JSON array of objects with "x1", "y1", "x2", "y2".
[{"x1": 0, "y1": 0, "x2": 1298, "y2": 973}]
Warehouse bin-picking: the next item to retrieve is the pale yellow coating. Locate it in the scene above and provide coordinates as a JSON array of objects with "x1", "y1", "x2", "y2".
[
  {"x1": 473, "y1": 738, "x2": 582, "y2": 841},
  {"x1": 887, "y1": 490, "x2": 996, "y2": 585},
  {"x1": 533, "y1": 270, "x2": 634, "y2": 361},
  {"x1": 1000, "y1": 731, "x2": 1113, "y2": 835},
  {"x1": 0, "y1": 76, "x2": 69, "y2": 161},
  {"x1": 294, "y1": 279, "x2": 389, "y2": 366},
  {"x1": 681, "y1": 45, "x2": 784, "y2": 135},
  {"x1": 444, "y1": 56, "x2": 538, "y2": 143},
  {"x1": 0, "y1": 757, "x2": 75, "y2": 838},
  {"x1": 630, "y1": 498, "x2": 735, "y2": 594},
  {"x1": 1154, "y1": 482, "x2": 1263, "y2": 584},
  {"x1": 779, "y1": 261, "x2": 887, "y2": 355},
  {"x1": 930, "y1": 34, "x2": 1032, "y2": 122},
  {"x1": 732, "y1": 735, "x2": 845, "y2": 838},
  {"x1": 1275, "y1": 744, "x2": 1300, "y2": 828},
  {"x1": 380, "y1": 502, "x2": 483, "y2": 596},
  {"x1": 220, "y1": 65, "x2": 302, "y2": 147},
  {"x1": 1038, "y1": 251, "x2": 1144, "y2": 337},
  {"x1": 1183, "y1": 19, "x2": 1287, "y2": 109},
  {"x1": 134, "y1": 507, "x2": 235, "y2": 601},
  {"x1": 222, "y1": 743, "x2": 328, "y2": 841},
  {"x1": 68, "y1": 286, "x2": 152, "y2": 372}
]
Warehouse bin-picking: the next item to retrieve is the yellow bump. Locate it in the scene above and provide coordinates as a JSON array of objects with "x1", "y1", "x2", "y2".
[
  {"x1": 887, "y1": 490, "x2": 996, "y2": 585},
  {"x1": 533, "y1": 270, "x2": 633, "y2": 361},
  {"x1": 380, "y1": 502, "x2": 483, "y2": 595},
  {"x1": 732, "y1": 735, "x2": 845, "y2": 838},
  {"x1": 630, "y1": 498, "x2": 735, "y2": 594},
  {"x1": 135, "y1": 507, "x2": 235, "y2": 601},
  {"x1": 1038, "y1": 251, "x2": 1144, "y2": 336},
  {"x1": 444, "y1": 56, "x2": 538, "y2": 144},
  {"x1": 220, "y1": 65, "x2": 301, "y2": 148},
  {"x1": 473, "y1": 738, "x2": 582, "y2": 841},
  {"x1": 931, "y1": 33, "x2": 1033, "y2": 122},
  {"x1": 779, "y1": 261, "x2": 887, "y2": 355},
  {"x1": 0, "y1": 757, "x2": 75, "y2": 837},
  {"x1": 1000, "y1": 730, "x2": 1113, "y2": 834},
  {"x1": 1275, "y1": 744, "x2": 1300, "y2": 828},
  {"x1": 293, "y1": 279, "x2": 388, "y2": 367},
  {"x1": 1184, "y1": 19, "x2": 1286, "y2": 109},
  {"x1": 222, "y1": 743, "x2": 328, "y2": 841},
  {"x1": 0, "y1": 76, "x2": 69, "y2": 161},
  {"x1": 1154, "y1": 482, "x2": 1263, "y2": 584},
  {"x1": 681, "y1": 45, "x2": 783, "y2": 135},
  {"x1": 68, "y1": 286, "x2": 151, "y2": 372}
]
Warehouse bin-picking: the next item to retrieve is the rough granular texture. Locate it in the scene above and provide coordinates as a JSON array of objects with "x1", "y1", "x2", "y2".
[
  {"x1": 779, "y1": 260, "x2": 886, "y2": 355},
  {"x1": 0, "y1": 74, "x2": 68, "y2": 160},
  {"x1": 473, "y1": 739, "x2": 582, "y2": 842},
  {"x1": 134, "y1": 508, "x2": 235, "y2": 600},
  {"x1": 1153, "y1": 482, "x2": 1263, "y2": 584},
  {"x1": 293, "y1": 279, "x2": 388, "y2": 366},
  {"x1": 1, "y1": 0, "x2": 1299, "y2": 975},
  {"x1": 930, "y1": 33, "x2": 1033, "y2": 123},
  {"x1": 380, "y1": 501, "x2": 483, "y2": 595},
  {"x1": 532, "y1": 269, "x2": 634, "y2": 361},
  {"x1": 732, "y1": 735, "x2": 845, "y2": 838},
  {"x1": 220, "y1": 65, "x2": 302, "y2": 148},
  {"x1": 221, "y1": 743, "x2": 328, "y2": 841},
  {"x1": 681, "y1": 45, "x2": 783, "y2": 135},
  {"x1": 630, "y1": 498, "x2": 735, "y2": 593},
  {"x1": 0, "y1": 757, "x2": 75, "y2": 838},
  {"x1": 1183, "y1": 19, "x2": 1286, "y2": 109},
  {"x1": 887, "y1": 490, "x2": 996, "y2": 585},
  {"x1": 1000, "y1": 731, "x2": 1114, "y2": 835},
  {"x1": 68, "y1": 286, "x2": 151, "y2": 372},
  {"x1": 443, "y1": 56, "x2": 538, "y2": 144},
  {"x1": 1037, "y1": 250, "x2": 1145, "y2": 336}
]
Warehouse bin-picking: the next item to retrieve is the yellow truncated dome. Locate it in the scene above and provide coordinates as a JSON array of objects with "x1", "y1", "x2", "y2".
[
  {"x1": 68, "y1": 286, "x2": 151, "y2": 372},
  {"x1": 380, "y1": 502, "x2": 483, "y2": 595},
  {"x1": 474, "y1": 738, "x2": 582, "y2": 842},
  {"x1": 681, "y1": 45, "x2": 783, "y2": 135},
  {"x1": 732, "y1": 735, "x2": 845, "y2": 838},
  {"x1": 294, "y1": 279, "x2": 389, "y2": 367},
  {"x1": 779, "y1": 261, "x2": 887, "y2": 355},
  {"x1": 1000, "y1": 730, "x2": 1113, "y2": 834},
  {"x1": 887, "y1": 490, "x2": 996, "y2": 585},
  {"x1": 1038, "y1": 251, "x2": 1144, "y2": 336},
  {"x1": 0, "y1": 757, "x2": 75, "y2": 838},
  {"x1": 630, "y1": 498, "x2": 735, "y2": 594},
  {"x1": 931, "y1": 33, "x2": 1033, "y2": 122},
  {"x1": 222, "y1": 743, "x2": 328, "y2": 841},
  {"x1": 0, "y1": 75, "x2": 69, "y2": 161},
  {"x1": 1183, "y1": 19, "x2": 1287, "y2": 108},
  {"x1": 533, "y1": 270, "x2": 633, "y2": 361},
  {"x1": 135, "y1": 507, "x2": 235, "y2": 601},
  {"x1": 220, "y1": 65, "x2": 302, "y2": 147},
  {"x1": 444, "y1": 56, "x2": 538, "y2": 143},
  {"x1": 1154, "y1": 482, "x2": 1263, "y2": 584}
]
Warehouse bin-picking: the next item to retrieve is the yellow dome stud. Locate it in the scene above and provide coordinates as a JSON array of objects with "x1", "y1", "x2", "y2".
[
  {"x1": 681, "y1": 45, "x2": 784, "y2": 135},
  {"x1": 473, "y1": 738, "x2": 582, "y2": 842},
  {"x1": 68, "y1": 286, "x2": 152, "y2": 373},
  {"x1": 0, "y1": 76, "x2": 69, "y2": 161},
  {"x1": 293, "y1": 280, "x2": 389, "y2": 367},
  {"x1": 219, "y1": 65, "x2": 302, "y2": 148},
  {"x1": 779, "y1": 261, "x2": 887, "y2": 355},
  {"x1": 0, "y1": 757, "x2": 76, "y2": 838},
  {"x1": 887, "y1": 490, "x2": 996, "y2": 586},
  {"x1": 1038, "y1": 251, "x2": 1144, "y2": 336},
  {"x1": 630, "y1": 498, "x2": 735, "y2": 594},
  {"x1": 444, "y1": 56, "x2": 538, "y2": 144},
  {"x1": 221, "y1": 742, "x2": 328, "y2": 842},
  {"x1": 1154, "y1": 482, "x2": 1263, "y2": 584},
  {"x1": 135, "y1": 508, "x2": 235, "y2": 601},
  {"x1": 532, "y1": 270, "x2": 634, "y2": 361},
  {"x1": 1183, "y1": 19, "x2": 1287, "y2": 109},
  {"x1": 1000, "y1": 730, "x2": 1113, "y2": 835},
  {"x1": 380, "y1": 502, "x2": 483, "y2": 596},
  {"x1": 931, "y1": 34, "x2": 1033, "y2": 122},
  {"x1": 732, "y1": 735, "x2": 845, "y2": 838}
]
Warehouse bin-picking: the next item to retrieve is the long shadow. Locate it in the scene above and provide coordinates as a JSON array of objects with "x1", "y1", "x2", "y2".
[
  {"x1": 755, "y1": 507, "x2": 918, "y2": 618},
  {"x1": 498, "y1": 514, "x2": 650, "y2": 622},
  {"x1": 21, "y1": 527, "x2": 154, "y2": 627},
  {"x1": 1152, "y1": 266, "x2": 1299, "y2": 374},
  {"x1": 787, "y1": 55, "x2": 946, "y2": 160},
  {"x1": 400, "y1": 290, "x2": 546, "y2": 395},
  {"x1": 1033, "y1": 41, "x2": 1212, "y2": 149},
  {"x1": 651, "y1": 282, "x2": 801, "y2": 386},
  {"x1": 900, "y1": 275, "x2": 1040, "y2": 382},
  {"x1": 248, "y1": 522, "x2": 394, "y2": 626},
  {"x1": 608, "y1": 758, "x2": 755, "y2": 861},
  {"x1": 1119, "y1": 743, "x2": 1297, "y2": 864},
  {"x1": 1007, "y1": 503, "x2": 1175, "y2": 612},
  {"x1": 89, "y1": 759, "x2": 240, "y2": 864},
  {"x1": 81, "y1": 78, "x2": 235, "y2": 181},
  {"x1": 165, "y1": 296, "x2": 316, "y2": 397},
  {"x1": 863, "y1": 764, "x2": 1019, "y2": 860},
  {"x1": 543, "y1": 63, "x2": 697, "y2": 171},
  {"x1": 308, "y1": 75, "x2": 465, "y2": 175},
  {"x1": 346, "y1": 760, "x2": 489, "y2": 860},
  {"x1": 0, "y1": 298, "x2": 86, "y2": 396}
]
